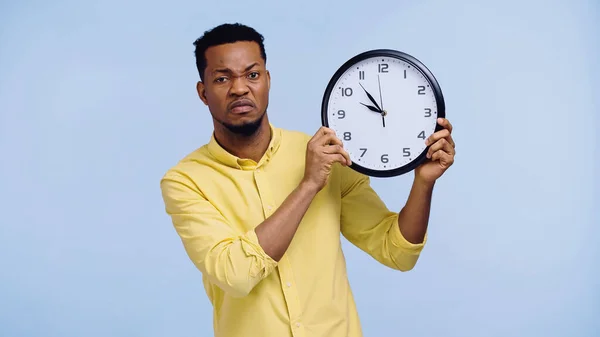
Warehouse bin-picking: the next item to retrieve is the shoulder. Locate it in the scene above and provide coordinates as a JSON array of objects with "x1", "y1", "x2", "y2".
[
  {"x1": 271, "y1": 126, "x2": 314, "y2": 158},
  {"x1": 160, "y1": 144, "x2": 212, "y2": 188},
  {"x1": 278, "y1": 126, "x2": 313, "y2": 146}
]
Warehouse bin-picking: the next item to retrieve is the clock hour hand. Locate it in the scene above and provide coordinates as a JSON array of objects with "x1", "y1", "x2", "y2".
[
  {"x1": 359, "y1": 83, "x2": 382, "y2": 112},
  {"x1": 360, "y1": 102, "x2": 382, "y2": 113}
]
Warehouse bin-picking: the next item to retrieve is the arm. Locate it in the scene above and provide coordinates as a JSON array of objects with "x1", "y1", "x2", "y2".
[
  {"x1": 254, "y1": 180, "x2": 319, "y2": 261},
  {"x1": 244, "y1": 126, "x2": 352, "y2": 260},
  {"x1": 397, "y1": 117, "x2": 455, "y2": 243},
  {"x1": 160, "y1": 172, "x2": 318, "y2": 298},
  {"x1": 160, "y1": 127, "x2": 351, "y2": 297},
  {"x1": 340, "y1": 117, "x2": 456, "y2": 271},
  {"x1": 339, "y1": 167, "x2": 428, "y2": 271},
  {"x1": 402, "y1": 116, "x2": 455, "y2": 244},
  {"x1": 396, "y1": 177, "x2": 434, "y2": 244}
]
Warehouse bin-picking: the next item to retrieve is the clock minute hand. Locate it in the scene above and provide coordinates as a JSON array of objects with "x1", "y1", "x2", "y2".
[
  {"x1": 359, "y1": 83, "x2": 382, "y2": 112},
  {"x1": 378, "y1": 75, "x2": 386, "y2": 128},
  {"x1": 377, "y1": 74, "x2": 384, "y2": 111}
]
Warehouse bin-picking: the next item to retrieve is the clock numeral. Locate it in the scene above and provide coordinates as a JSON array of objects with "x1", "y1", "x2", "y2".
[
  {"x1": 424, "y1": 108, "x2": 432, "y2": 117},
  {"x1": 343, "y1": 132, "x2": 351, "y2": 141},
  {"x1": 418, "y1": 86, "x2": 426, "y2": 95},
  {"x1": 381, "y1": 154, "x2": 389, "y2": 163},
  {"x1": 359, "y1": 148, "x2": 367, "y2": 157},
  {"x1": 404, "y1": 69, "x2": 407, "y2": 79},
  {"x1": 341, "y1": 87, "x2": 353, "y2": 96},
  {"x1": 378, "y1": 63, "x2": 389, "y2": 73},
  {"x1": 418, "y1": 131, "x2": 426, "y2": 139},
  {"x1": 403, "y1": 148, "x2": 411, "y2": 157},
  {"x1": 337, "y1": 110, "x2": 346, "y2": 119},
  {"x1": 358, "y1": 71, "x2": 365, "y2": 80}
]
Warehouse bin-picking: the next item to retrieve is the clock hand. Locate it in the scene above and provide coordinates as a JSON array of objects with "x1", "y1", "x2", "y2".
[
  {"x1": 359, "y1": 83, "x2": 382, "y2": 112},
  {"x1": 377, "y1": 75, "x2": 386, "y2": 128},
  {"x1": 377, "y1": 75, "x2": 384, "y2": 112},
  {"x1": 360, "y1": 102, "x2": 382, "y2": 113}
]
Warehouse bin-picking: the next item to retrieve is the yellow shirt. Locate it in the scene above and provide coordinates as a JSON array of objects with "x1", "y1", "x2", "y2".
[{"x1": 160, "y1": 124, "x2": 427, "y2": 337}]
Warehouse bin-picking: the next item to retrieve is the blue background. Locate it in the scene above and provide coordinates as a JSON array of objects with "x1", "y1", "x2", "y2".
[{"x1": 1, "y1": 0, "x2": 598, "y2": 336}]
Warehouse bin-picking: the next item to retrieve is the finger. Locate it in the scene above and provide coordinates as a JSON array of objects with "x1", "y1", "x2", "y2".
[
  {"x1": 326, "y1": 153, "x2": 349, "y2": 167},
  {"x1": 323, "y1": 133, "x2": 343, "y2": 146},
  {"x1": 323, "y1": 144, "x2": 352, "y2": 165},
  {"x1": 426, "y1": 138, "x2": 454, "y2": 159},
  {"x1": 310, "y1": 129, "x2": 342, "y2": 150},
  {"x1": 314, "y1": 128, "x2": 343, "y2": 146},
  {"x1": 311, "y1": 127, "x2": 335, "y2": 143},
  {"x1": 314, "y1": 126, "x2": 333, "y2": 137},
  {"x1": 437, "y1": 117, "x2": 453, "y2": 133},
  {"x1": 446, "y1": 134, "x2": 456, "y2": 149},
  {"x1": 424, "y1": 128, "x2": 450, "y2": 146},
  {"x1": 438, "y1": 117, "x2": 456, "y2": 148},
  {"x1": 430, "y1": 150, "x2": 455, "y2": 168}
]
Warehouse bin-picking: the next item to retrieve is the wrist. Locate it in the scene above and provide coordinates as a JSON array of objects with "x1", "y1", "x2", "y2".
[
  {"x1": 299, "y1": 179, "x2": 320, "y2": 196},
  {"x1": 413, "y1": 174, "x2": 435, "y2": 190}
]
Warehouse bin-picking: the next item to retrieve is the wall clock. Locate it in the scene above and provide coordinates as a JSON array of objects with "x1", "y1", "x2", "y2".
[{"x1": 321, "y1": 49, "x2": 445, "y2": 178}]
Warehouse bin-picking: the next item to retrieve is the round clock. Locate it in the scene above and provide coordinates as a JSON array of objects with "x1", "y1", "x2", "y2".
[{"x1": 321, "y1": 49, "x2": 445, "y2": 178}]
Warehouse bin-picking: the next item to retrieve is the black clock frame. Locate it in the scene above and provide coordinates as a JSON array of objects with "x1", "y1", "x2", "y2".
[{"x1": 321, "y1": 48, "x2": 446, "y2": 178}]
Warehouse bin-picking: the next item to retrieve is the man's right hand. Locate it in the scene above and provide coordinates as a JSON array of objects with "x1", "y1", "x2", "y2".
[{"x1": 301, "y1": 127, "x2": 352, "y2": 193}]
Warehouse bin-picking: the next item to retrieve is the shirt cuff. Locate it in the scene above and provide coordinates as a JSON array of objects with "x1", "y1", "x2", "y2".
[
  {"x1": 389, "y1": 217, "x2": 427, "y2": 254},
  {"x1": 243, "y1": 228, "x2": 279, "y2": 278}
]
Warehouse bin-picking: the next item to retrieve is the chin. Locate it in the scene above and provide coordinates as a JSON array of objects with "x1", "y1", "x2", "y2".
[{"x1": 222, "y1": 110, "x2": 266, "y2": 136}]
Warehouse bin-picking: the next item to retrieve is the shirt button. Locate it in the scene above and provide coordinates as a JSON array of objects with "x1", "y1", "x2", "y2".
[
  {"x1": 295, "y1": 323, "x2": 301, "y2": 328},
  {"x1": 267, "y1": 205, "x2": 273, "y2": 210},
  {"x1": 286, "y1": 282, "x2": 291, "y2": 287}
]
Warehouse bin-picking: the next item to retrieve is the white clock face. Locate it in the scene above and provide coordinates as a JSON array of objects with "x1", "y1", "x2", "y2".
[{"x1": 324, "y1": 54, "x2": 440, "y2": 176}]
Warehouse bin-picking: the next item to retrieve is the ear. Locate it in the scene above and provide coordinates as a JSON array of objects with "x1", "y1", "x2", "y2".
[
  {"x1": 196, "y1": 81, "x2": 208, "y2": 105},
  {"x1": 266, "y1": 70, "x2": 271, "y2": 91}
]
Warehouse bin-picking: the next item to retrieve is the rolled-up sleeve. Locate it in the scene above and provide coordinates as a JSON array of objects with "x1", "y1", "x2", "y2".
[
  {"x1": 339, "y1": 167, "x2": 427, "y2": 271},
  {"x1": 160, "y1": 173, "x2": 278, "y2": 297}
]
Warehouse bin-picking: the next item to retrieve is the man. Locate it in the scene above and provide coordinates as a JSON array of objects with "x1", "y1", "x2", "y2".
[{"x1": 160, "y1": 23, "x2": 456, "y2": 337}]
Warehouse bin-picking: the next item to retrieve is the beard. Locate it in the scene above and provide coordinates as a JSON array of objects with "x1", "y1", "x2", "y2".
[
  {"x1": 222, "y1": 111, "x2": 265, "y2": 136},
  {"x1": 214, "y1": 103, "x2": 268, "y2": 137}
]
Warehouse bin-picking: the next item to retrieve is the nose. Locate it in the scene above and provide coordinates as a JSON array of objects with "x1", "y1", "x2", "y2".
[{"x1": 229, "y1": 76, "x2": 249, "y2": 96}]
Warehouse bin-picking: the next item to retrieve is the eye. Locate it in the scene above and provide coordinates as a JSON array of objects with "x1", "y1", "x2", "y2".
[
  {"x1": 214, "y1": 76, "x2": 228, "y2": 83},
  {"x1": 248, "y1": 71, "x2": 260, "y2": 79}
]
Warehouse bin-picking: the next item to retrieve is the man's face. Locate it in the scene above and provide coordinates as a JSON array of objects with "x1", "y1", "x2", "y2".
[{"x1": 197, "y1": 41, "x2": 270, "y2": 136}]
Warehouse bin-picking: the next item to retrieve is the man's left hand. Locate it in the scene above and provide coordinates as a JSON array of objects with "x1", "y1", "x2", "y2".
[{"x1": 415, "y1": 117, "x2": 456, "y2": 184}]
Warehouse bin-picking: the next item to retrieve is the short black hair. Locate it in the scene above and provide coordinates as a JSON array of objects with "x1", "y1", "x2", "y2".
[{"x1": 193, "y1": 23, "x2": 267, "y2": 81}]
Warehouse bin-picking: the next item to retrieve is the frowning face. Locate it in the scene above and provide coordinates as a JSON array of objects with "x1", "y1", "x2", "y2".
[{"x1": 197, "y1": 41, "x2": 271, "y2": 136}]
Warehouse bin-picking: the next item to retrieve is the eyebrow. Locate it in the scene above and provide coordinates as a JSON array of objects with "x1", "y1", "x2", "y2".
[{"x1": 213, "y1": 62, "x2": 260, "y2": 75}]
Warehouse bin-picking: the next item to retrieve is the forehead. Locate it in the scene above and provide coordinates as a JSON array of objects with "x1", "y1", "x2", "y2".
[{"x1": 204, "y1": 41, "x2": 264, "y2": 71}]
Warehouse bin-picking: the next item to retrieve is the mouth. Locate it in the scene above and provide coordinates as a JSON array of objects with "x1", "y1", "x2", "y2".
[{"x1": 229, "y1": 99, "x2": 256, "y2": 114}]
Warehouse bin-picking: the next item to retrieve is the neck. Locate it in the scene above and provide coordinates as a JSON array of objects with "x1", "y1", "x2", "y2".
[{"x1": 213, "y1": 117, "x2": 272, "y2": 163}]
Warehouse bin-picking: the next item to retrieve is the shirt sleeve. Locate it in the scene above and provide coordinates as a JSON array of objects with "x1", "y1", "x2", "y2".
[
  {"x1": 338, "y1": 166, "x2": 427, "y2": 271},
  {"x1": 160, "y1": 172, "x2": 278, "y2": 297}
]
